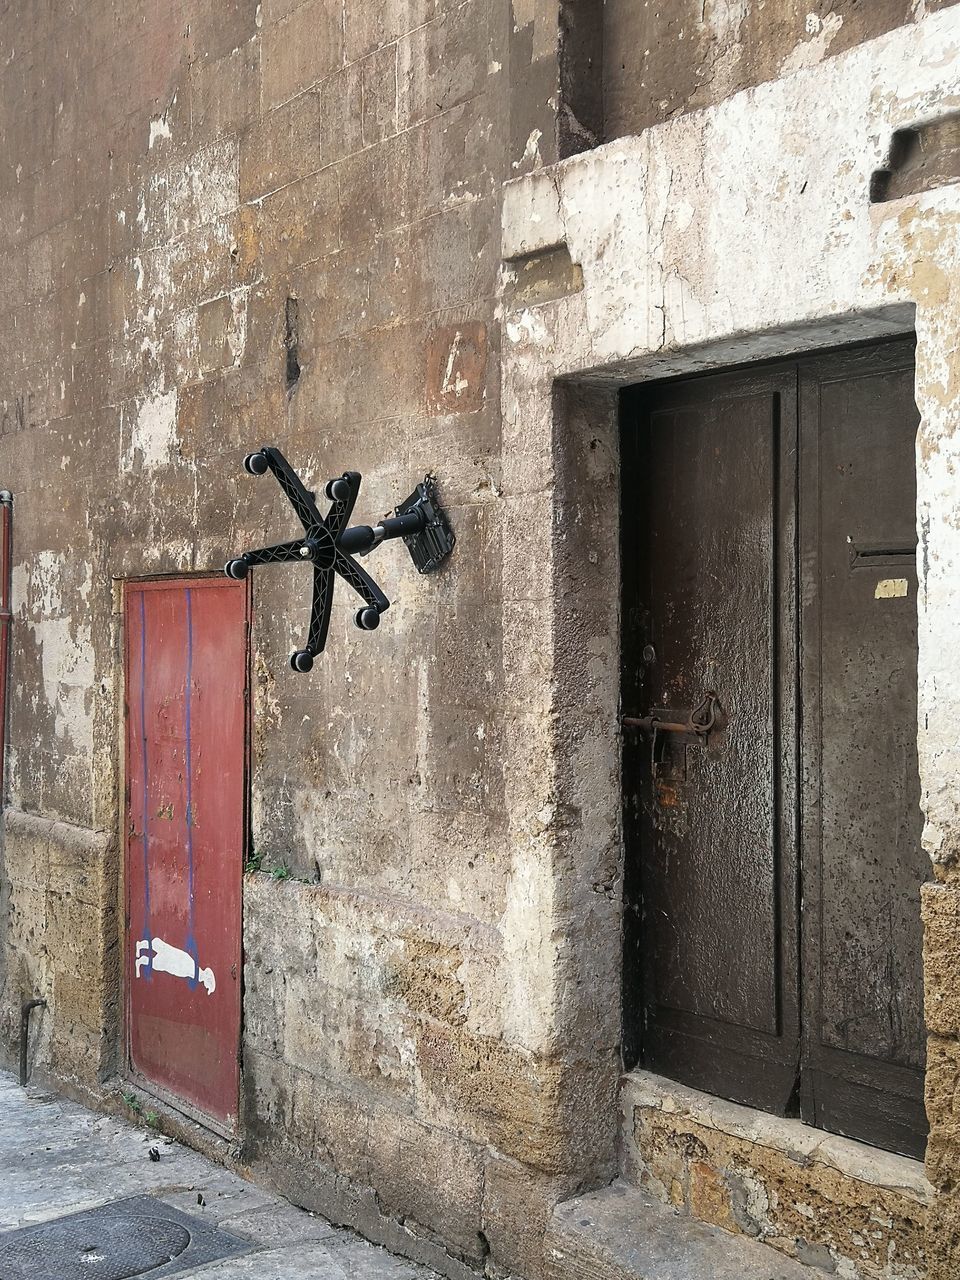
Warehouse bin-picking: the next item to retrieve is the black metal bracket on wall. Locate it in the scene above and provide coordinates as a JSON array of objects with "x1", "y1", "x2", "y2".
[{"x1": 225, "y1": 447, "x2": 455, "y2": 671}]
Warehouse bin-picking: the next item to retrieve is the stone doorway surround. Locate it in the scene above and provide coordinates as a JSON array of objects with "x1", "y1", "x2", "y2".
[{"x1": 499, "y1": 10, "x2": 960, "y2": 1277}]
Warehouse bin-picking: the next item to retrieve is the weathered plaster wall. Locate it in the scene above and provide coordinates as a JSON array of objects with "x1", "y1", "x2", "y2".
[
  {"x1": 3, "y1": 2, "x2": 960, "y2": 1278},
  {"x1": 604, "y1": 0, "x2": 960, "y2": 139},
  {"x1": 0, "y1": 1, "x2": 616, "y2": 1277},
  {"x1": 502, "y1": 8, "x2": 960, "y2": 1276}
]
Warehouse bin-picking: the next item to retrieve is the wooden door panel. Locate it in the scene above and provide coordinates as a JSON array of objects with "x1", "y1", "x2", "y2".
[
  {"x1": 125, "y1": 577, "x2": 248, "y2": 1131},
  {"x1": 622, "y1": 365, "x2": 800, "y2": 1111},
  {"x1": 622, "y1": 338, "x2": 927, "y2": 1157},
  {"x1": 799, "y1": 340, "x2": 927, "y2": 1157}
]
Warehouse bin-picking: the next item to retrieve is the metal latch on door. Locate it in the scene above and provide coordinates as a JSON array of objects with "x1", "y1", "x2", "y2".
[{"x1": 621, "y1": 692, "x2": 721, "y2": 739}]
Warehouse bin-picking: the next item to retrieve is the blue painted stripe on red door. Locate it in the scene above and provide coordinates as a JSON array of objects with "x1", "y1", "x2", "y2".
[
  {"x1": 138, "y1": 591, "x2": 152, "y2": 979},
  {"x1": 184, "y1": 588, "x2": 198, "y2": 989}
]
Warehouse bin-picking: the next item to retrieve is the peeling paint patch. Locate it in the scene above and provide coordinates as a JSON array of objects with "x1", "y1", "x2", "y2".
[
  {"x1": 13, "y1": 552, "x2": 94, "y2": 752},
  {"x1": 122, "y1": 389, "x2": 179, "y2": 472},
  {"x1": 498, "y1": 846, "x2": 554, "y2": 1045},
  {"x1": 505, "y1": 308, "x2": 549, "y2": 347},
  {"x1": 148, "y1": 114, "x2": 172, "y2": 149},
  {"x1": 425, "y1": 322, "x2": 487, "y2": 414},
  {"x1": 35, "y1": 618, "x2": 94, "y2": 750},
  {"x1": 513, "y1": 128, "x2": 543, "y2": 172},
  {"x1": 780, "y1": 12, "x2": 843, "y2": 74}
]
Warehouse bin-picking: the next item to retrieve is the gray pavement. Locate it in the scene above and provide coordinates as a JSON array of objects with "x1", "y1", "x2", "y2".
[{"x1": 0, "y1": 1070, "x2": 438, "y2": 1279}]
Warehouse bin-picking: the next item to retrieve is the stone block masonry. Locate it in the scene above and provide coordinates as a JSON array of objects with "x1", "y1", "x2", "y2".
[
  {"x1": 3, "y1": 3, "x2": 960, "y2": 1280},
  {"x1": 0, "y1": 3, "x2": 613, "y2": 1274}
]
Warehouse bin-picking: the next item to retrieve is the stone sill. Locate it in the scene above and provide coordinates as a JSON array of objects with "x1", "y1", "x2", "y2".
[{"x1": 621, "y1": 1069, "x2": 932, "y2": 1206}]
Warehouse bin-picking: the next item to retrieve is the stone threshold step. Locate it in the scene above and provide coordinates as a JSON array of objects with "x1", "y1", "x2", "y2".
[{"x1": 544, "y1": 1180, "x2": 816, "y2": 1280}]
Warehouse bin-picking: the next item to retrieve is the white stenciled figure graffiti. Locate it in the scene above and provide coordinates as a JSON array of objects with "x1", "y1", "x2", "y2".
[{"x1": 135, "y1": 937, "x2": 216, "y2": 995}]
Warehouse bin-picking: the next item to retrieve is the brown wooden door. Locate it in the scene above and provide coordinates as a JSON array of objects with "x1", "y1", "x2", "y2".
[
  {"x1": 124, "y1": 577, "x2": 249, "y2": 1132},
  {"x1": 622, "y1": 337, "x2": 927, "y2": 1158},
  {"x1": 798, "y1": 344, "x2": 926, "y2": 1156},
  {"x1": 621, "y1": 363, "x2": 801, "y2": 1114}
]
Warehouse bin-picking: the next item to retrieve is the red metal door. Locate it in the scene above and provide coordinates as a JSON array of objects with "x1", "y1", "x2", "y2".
[{"x1": 124, "y1": 576, "x2": 249, "y2": 1130}]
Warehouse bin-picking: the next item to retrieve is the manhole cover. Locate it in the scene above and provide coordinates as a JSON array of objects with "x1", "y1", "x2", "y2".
[{"x1": 0, "y1": 1195, "x2": 252, "y2": 1280}]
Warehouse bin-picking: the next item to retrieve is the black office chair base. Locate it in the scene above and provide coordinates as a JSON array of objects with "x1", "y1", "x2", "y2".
[{"x1": 225, "y1": 447, "x2": 455, "y2": 669}]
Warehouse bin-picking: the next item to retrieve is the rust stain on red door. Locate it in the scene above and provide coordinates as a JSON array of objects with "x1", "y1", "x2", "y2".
[{"x1": 124, "y1": 577, "x2": 249, "y2": 1129}]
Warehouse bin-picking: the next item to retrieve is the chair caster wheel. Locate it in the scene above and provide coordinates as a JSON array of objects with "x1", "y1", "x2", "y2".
[
  {"x1": 325, "y1": 477, "x2": 351, "y2": 501},
  {"x1": 355, "y1": 607, "x2": 380, "y2": 631},
  {"x1": 244, "y1": 451, "x2": 269, "y2": 475},
  {"x1": 290, "y1": 649, "x2": 314, "y2": 673},
  {"x1": 225, "y1": 558, "x2": 249, "y2": 580}
]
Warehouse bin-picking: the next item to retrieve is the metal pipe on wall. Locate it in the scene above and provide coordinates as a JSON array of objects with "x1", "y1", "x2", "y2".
[
  {"x1": 0, "y1": 490, "x2": 11, "y2": 804},
  {"x1": 19, "y1": 998, "x2": 45, "y2": 1086}
]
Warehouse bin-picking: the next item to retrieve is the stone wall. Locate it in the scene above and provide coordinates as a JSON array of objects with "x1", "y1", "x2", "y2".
[
  {"x1": 502, "y1": 10, "x2": 960, "y2": 1276},
  {"x1": 621, "y1": 1073, "x2": 931, "y2": 1278},
  {"x1": 0, "y1": 1, "x2": 615, "y2": 1276},
  {"x1": 0, "y1": 810, "x2": 117, "y2": 1085},
  {"x1": 603, "y1": 0, "x2": 960, "y2": 139},
  {"x1": 2, "y1": 3, "x2": 960, "y2": 1279}
]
